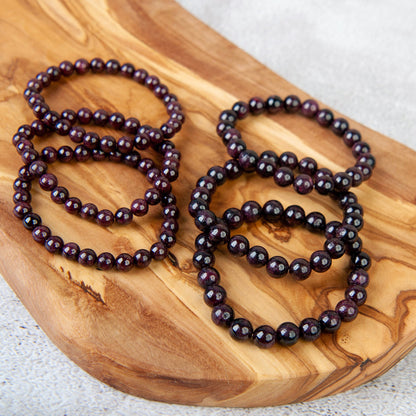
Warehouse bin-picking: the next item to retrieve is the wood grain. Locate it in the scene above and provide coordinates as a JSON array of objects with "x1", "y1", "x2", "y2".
[{"x1": 1, "y1": 0, "x2": 416, "y2": 407}]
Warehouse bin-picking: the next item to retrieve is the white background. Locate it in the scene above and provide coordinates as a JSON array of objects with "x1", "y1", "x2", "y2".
[{"x1": 1, "y1": 1, "x2": 416, "y2": 415}]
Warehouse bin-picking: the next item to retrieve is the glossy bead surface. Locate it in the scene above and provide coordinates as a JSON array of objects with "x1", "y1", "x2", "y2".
[
  {"x1": 198, "y1": 267, "x2": 220, "y2": 288},
  {"x1": 115, "y1": 207, "x2": 133, "y2": 225},
  {"x1": 64, "y1": 197, "x2": 82, "y2": 214},
  {"x1": 204, "y1": 285, "x2": 227, "y2": 307},
  {"x1": 316, "y1": 109, "x2": 334, "y2": 127},
  {"x1": 305, "y1": 211, "x2": 326, "y2": 232},
  {"x1": 62, "y1": 242, "x2": 80, "y2": 260},
  {"x1": 290, "y1": 258, "x2": 311, "y2": 280},
  {"x1": 241, "y1": 200, "x2": 262, "y2": 222},
  {"x1": 208, "y1": 223, "x2": 230, "y2": 245},
  {"x1": 115, "y1": 253, "x2": 134, "y2": 272},
  {"x1": 347, "y1": 269, "x2": 369, "y2": 287},
  {"x1": 45, "y1": 236, "x2": 63, "y2": 253},
  {"x1": 351, "y1": 251, "x2": 371, "y2": 270},
  {"x1": 80, "y1": 203, "x2": 98, "y2": 220},
  {"x1": 247, "y1": 245, "x2": 269, "y2": 268},
  {"x1": 324, "y1": 238, "x2": 345, "y2": 259},
  {"x1": 274, "y1": 167, "x2": 294, "y2": 187},
  {"x1": 78, "y1": 248, "x2": 97, "y2": 266},
  {"x1": 336, "y1": 299, "x2": 359, "y2": 322},
  {"x1": 310, "y1": 250, "x2": 332, "y2": 273},
  {"x1": 301, "y1": 99, "x2": 319, "y2": 117},
  {"x1": 276, "y1": 322, "x2": 299, "y2": 346},
  {"x1": 284, "y1": 95, "x2": 301, "y2": 112},
  {"x1": 266, "y1": 256, "x2": 289, "y2": 278},
  {"x1": 300, "y1": 318, "x2": 321, "y2": 341},
  {"x1": 97, "y1": 252, "x2": 115, "y2": 270},
  {"x1": 319, "y1": 310, "x2": 341, "y2": 333},
  {"x1": 229, "y1": 318, "x2": 253, "y2": 341},
  {"x1": 253, "y1": 325, "x2": 276, "y2": 348},
  {"x1": 238, "y1": 149, "x2": 259, "y2": 172},
  {"x1": 212, "y1": 304, "x2": 234, "y2": 327},
  {"x1": 345, "y1": 285, "x2": 367, "y2": 306},
  {"x1": 293, "y1": 174, "x2": 313, "y2": 195},
  {"x1": 51, "y1": 187, "x2": 69, "y2": 204},
  {"x1": 228, "y1": 235, "x2": 249, "y2": 257},
  {"x1": 96, "y1": 209, "x2": 114, "y2": 227},
  {"x1": 133, "y1": 249, "x2": 152, "y2": 268},
  {"x1": 150, "y1": 242, "x2": 168, "y2": 260},
  {"x1": 32, "y1": 225, "x2": 51, "y2": 244},
  {"x1": 192, "y1": 250, "x2": 215, "y2": 269},
  {"x1": 284, "y1": 205, "x2": 305, "y2": 226}
]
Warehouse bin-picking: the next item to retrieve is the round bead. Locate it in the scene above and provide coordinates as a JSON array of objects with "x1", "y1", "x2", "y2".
[
  {"x1": 208, "y1": 223, "x2": 230, "y2": 245},
  {"x1": 192, "y1": 250, "x2": 215, "y2": 269},
  {"x1": 23, "y1": 213, "x2": 41, "y2": 230},
  {"x1": 78, "y1": 248, "x2": 97, "y2": 266},
  {"x1": 197, "y1": 268, "x2": 220, "y2": 288},
  {"x1": 115, "y1": 207, "x2": 133, "y2": 225},
  {"x1": 336, "y1": 299, "x2": 359, "y2": 322},
  {"x1": 228, "y1": 235, "x2": 249, "y2": 257},
  {"x1": 351, "y1": 251, "x2": 371, "y2": 270},
  {"x1": 284, "y1": 95, "x2": 301, "y2": 112},
  {"x1": 229, "y1": 318, "x2": 253, "y2": 341},
  {"x1": 195, "y1": 210, "x2": 217, "y2": 231},
  {"x1": 80, "y1": 203, "x2": 98, "y2": 220},
  {"x1": 64, "y1": 197, "x2": 82, "y2": 214},
  {"x1": 301, "y1": 99, "x2": 319, "y2": 117},
  {"x1": 13, "y1": 202, "x2": 32, "y2": 219},
  {"x1": 150, "y1": 242, "x2": 168, "y2": 260},
  {"x1": 300, "y1": 318, "x2": 321, "y2": 341},
  {"x1": 247, "y1": 245, "x2": 269, "y2": 268},
  {"x1": 241, "y1": 200, "x2": 262, "y2": 222},
  {"x1": 284, "y1": 205, "x2": 305, "y2": 226},
  {"x1": 44, "y1": 235, "x2": 63, "y2": 253},
  {"x1": 115, "y1": 253, "x2": 134, "y2": 272},
  {"x1": 276, "y1": 322, "x2": 299, "y2": 346},
  {"x1": 204, "y1": 285, "x2": 227, "y2": 307},
  {"x1": 305, "y1": 211, "x2": 326, "y2": 232},
  {"x1": 62, "y1": 242, "x2": 80, "y2": 260},
  {"x1": 253, "y1": 325, "x2": 276, "y2": 348},
  {"x1": 324, "y1": 238, "x2": 345, "y2": 259},
  {"x1": 97, "y1": 252, "x2": 115, "y2": 270},
  {"x1": 262, "y1": 200, "x2": 284, "y2": 223},
  {"x1": 310, "y1": 250, "x2": 332, "y2": 273},
  {"x1": 316, "y1": 109, "x2": 334, "y2": 127},
  {"x1": 266, "y1": 256, "x2": 289, "y2": 278},
  {"x1": 222, "y1": 207, "x2": 243, "y2": 229},
  {"x1": 265, "y1": 95, "x2": 283, "y2": 113},
  {"x1": 256, "y1": 157, "x2": 276, "y2": 177},
  {"x1": 274, "y1": 167, "x2": 294, "y2": 187},
  {"x1": 293, "y1": 174, "x2": 314, "y2": 194},
  {"x1": 345, "y1": 285, "x2": 367, "y2": 306},
  {"x1": 279, "y1": 151, "x2": 298, "y2": 169},
  {"x1": 289, "y1": 258, "x2": 311, "y2": 280},
  {"x1": 134, "y1": 249, "x2": 152, "y2": 268},
  {"x1": 32, "y1": 225, "x2": 51, "y2": 244},
  {"x1": 347, "y1": 269, "x2": 369, "y2": 287},
  {"x1": 238, "y1": 149, "x2": 259, "y2": 172},
  {"x1": 319, "y1": 310, "x2": 341, "y2": 333},
  {"x1": 96, "y1": 209, "x2": 114, "y2": 227},
  {"x1": 248, "y1": 96, "x2": 265, "y2": 115},
  {"x1": 211, "y1": 304, "x2": 234, "y2": 327}
]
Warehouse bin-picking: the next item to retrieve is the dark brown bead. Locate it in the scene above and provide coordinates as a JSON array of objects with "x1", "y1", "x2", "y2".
[
  {"x1": 276, "y1": 322, "x2": 299, "y2": 346},
  {"x1": 14, "y1": 203, "x2": 32, "y2": 219},
  {"x1": 150, "y1": 242, "x2": 168, "y2": 260},
  {"x1": 51, "y1": 186, "x2": 69, "y2": 204},
  {"x1": 80, "y1": 203, "x2": 98, "y2": 220},
  {"x1": 198, "y1": 268, "x2": 220, "y2": 288},
  {"x1": 300, "y1": 318, "x2": 321, "y2": 341},
  {"x1": 319, "y1": 310, "x2": 341, "y2": 333},
  {"x1": 23, "y1": 213, "x2": 41, "y2": 230},
  {"x1": 289, "y1": 258, "x2": 311, "y2": 280}
]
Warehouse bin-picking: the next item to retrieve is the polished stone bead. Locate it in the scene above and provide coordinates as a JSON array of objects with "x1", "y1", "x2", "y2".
[
  {"x1": 289, "y1": 258, "x2": 311, "y2": 280},
  {"x1": 351, "y1": 251, "x2": 371, "y2": 270},
  {"x1": 274, "y1": 167, "x2": 294, "y2": 187},
  {"x1": 96, "y1": 209, "x2": 114, "y2": 227},
  {"x1": 80, "y1": 203, "x2": 98, "y2": 220},
  {"x1": 241, "y1": 200, "x2": 262, "y2": 222},
  {"x1": 97, "y1": 252, "x2": 115, "y2": 270},
  {"x1": 204, "y1": 285, "x2": 227, "y2": 307},
  {"x1": 212, "y1": 304, "x2": 234, "y2": 327},
  {"x1": 324, "y1": 238, "x2": 345, "y2": 259},
  {"x1": 78, "y1": 248, "x2": 97, "y2": 266},
  {"x1": 133, "y1": 249, "x2": 152, "y2": 268},
  {"x1": 301, "y1": 99, "x2": 319, "y2": 117},
  {"x1": 32, "y1": 225, "x2": 51, "y2": 244},
  {"x1": 62, "y1": 242, "x2": 80, "y2": 260},
  {"x1": 347, "y1": 269, "x2": 369, "y2": 287},
  {"x1": 305, "y1": 211, "x2": 326, "y2": 232},
  {"x1": 284, "y1": 205, "x2": 305, "y2": 226},
  {"x1": 228, "y1": 235, "x2": 249, "y2": 257},
  {"x1": 195, "y1": 210, "x2": 217, "y2": 231},
  {"x1": 319, "y1": 310, "x2": 341, "y2": 333},
  {"x1": 345, "y1": 285, "x2": 367, "y2": 306},
  {"x1": 310, "y1": 250, "x2": 332, "y2": 272},
  {"x1": 15, "y1": 202, "x2": 33, "y2": 219},
  {"x1": 198, "y1": 267, "x2": 220, "y2": 288},
  {"x1": 247, "y1": 245, "x2": 269, "y2": 267},
  {"x1": 266, "y1": 256, "x2": 289, "y2": 278},
  {"x1": 45, "y1": 235, "x2": 64, "y2": 253},
  {"x1": 300, "y1": 318, "x2": 321, "y2": 341},
  {"x1": 276, "y1": 322, "x2": 299, "y2": 346},
  {"x1": 192, "y1": 250, "x2": 215, "y2": 269},
  {"x1": 253, "y1": 325, "x2": 276, "y2": 348},
  {"x1": 229, "y1": 318, "x2": 253, "y2": 341},
  {"x1": 293, "y1": 174, "x2": 314, "y2": 194},
  {"x1": 336, "y1": 299, "x2": 358, "y2": 322},
  {"x1": 262, "y1": 200, "x2": 284, "y2": 223},
  {"x1": 115, "y1": 253, "x2": 134, "y2": 272},
  {"x1": 208, "y1": 223, "x2": 230, "y2": 245}
]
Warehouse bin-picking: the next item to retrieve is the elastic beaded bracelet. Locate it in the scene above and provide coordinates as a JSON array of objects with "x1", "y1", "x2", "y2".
[{"x1": 24, "y1": 58, "x2": 185, "y2": 140}]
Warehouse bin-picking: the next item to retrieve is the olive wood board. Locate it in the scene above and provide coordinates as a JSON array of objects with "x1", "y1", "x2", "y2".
[{"x1": 1, "y1": 0, "x2": 416, "y2": 408}]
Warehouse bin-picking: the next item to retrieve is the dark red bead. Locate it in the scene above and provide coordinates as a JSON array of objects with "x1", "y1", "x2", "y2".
[
  {"x1": 144, "y1": 188, "x2": 161, "y2": 205},
  {"x1": 356, "y1": 163, "x2": 372, "y2": 180},
  {"x1": 208, "y1": 223, "x2": 230, "y2": 245},
  {"x1": 253, "y1": 325, "x2": 276, "y2": 348},
  {"x1": 227, "y1": 138, "x2": 246, "y2": 158},
  {"x1": 248, "y1": 96, "x2": 265, "y2": 115},
  {"x1": 222, "y1": 207, "x2": 243, "y2": 229},
  {"x1": 345, "y1": 285, "x2": 367, "y2": 306},
  {"x1": 108, "y1": 112, "x2": 125, "y2": 129},
  {"x1": 64, "y1": 197, "x2": 82, "y2": 214},
  {"x1": 51, "y1": 186, "x2": 69, "y2": 204},
  {"x1": 13, "y1": 190, "x2": 31, "y2": 204},
  {"x1": 80, "y1": 203, "x2": 98, "y2": 220},
  {"x1": 204, "y1": 285, "x2": 226, "y2": 307},
  {"x1": 336, "y1": 299, "x2": 358, "y2": 322},
  {"x1": 144, "y1": 75, "x2": 160, "y2": 90},
  {"x1": 279, "y1": 151, "x2": 298, "y2": 169},
  {"x1": 333, "y1": 172, "x2": 352, "y2": 192},
  {"x1": 351, "y1": 251, "x2": 371, "y2": 270},
  {"x1": 96, "y1": 209, "x2": 114, "y2": 227},
  {"x1": 97, "y1": 252, "x2": 115, "y2": 270},
  {"x1": 160, "y1": 230, "x2": 176, "y2": 248},
  {"x1": 150, "y1": 242, "x2": 168, "y2": 260},
  {"x1": 274, "y1": 167, "x2": 294, "y2": 187},
  {"x1": 195, "y1": 210, "x2": 216, "y2": 231},
  {"x1": 290, "y1": 258, "x2": 311, "y2": 280},
  {"x1": 346, "y1": 167, "x2": 363, "y2": 187},
  {"x1": 114, "y1": 207, "x2": 133, "y2": 225},
  {"x1": 331, "y1": 118, "x2": 349, "y2": 136},
  {"x1": 74, "y1": 58, "x2": 90, "y2": 74},
  {"x1": 231, "y1": 101, "x2": 249, "y2": 119},
  {"x1": 238, "y1": 149, "x2": 259, "y2": 172},
  {"x1": 343, "y1": 129, "x2": 361, "y2": 147},
  {"x1": 134, "y1": 249, "x2": 152, "y2": 267},
  {"x1": 319, "y1": 310, "x2": 341, "y2": 333},
  {"x1": 120, "y1": 62, "x2": 135, "y2": 77},
  {"x1": 299, "y1": 157, "x2": 318, "y2": 176},
  {"x1": 324, "y1": 238, "x2": 345, "y2": 259},
  {"x1": 293, "y1": 174, "x2": 313, "y2": 194},
  {"x1": 305, "y1": 211, "x2": 326, "y2": 232},
  {"x1": 188, "y1": 198, "x2": 209, "y2": 217},
  {"x1": 90, "y1": 57, "x2": 105, "y2": 73},
  {"x1": 13, "y1": 203, "x2": 32, "y2": 219},
  {"x1": 195, "y1": 233, "x2": 214, "y2": 251},
  {"x1": 45, "y1": 235, "x2": 63, "y2": 253},
  {"x1": 161, "y1": 218, "x2": 179, "y2": 233},
  {"x1": 301, "y1": 99, "x2": 319, "y2": 117},
  {"x1": 62, "y1": 242, "x2": 80, "y2": 260},
  {"x1": 336, "y1": 224, "x2": 358, "y2": 243},
  {"x1": 192, "y1": 250, "x2": 215, "y2": 269},
  {"x1": 219, "y1": 109, "x2": 237, "y2": 124},
  {"x1": 74, "y1": 145, "x2": 91, "y2": 162},
  {"x1": 77, "y1": 108, "x2": 93, "y2": 124},
  {"x1": 325, "y1": 221, "x2": 342, "y2": 239},
  {"x1": 78, "y1": 248, "x2": 97, "y2": 266},
  {"x1": 55, "y1": 119, "x2": 71, "y2": 135},
  {"x1": 133, "y1": 68, "x2": 148, "y2": 84},
  {"x1": 21, "y1": 148, "x2": 38, "y2": 165},
  {"x1": 266, "y1": 256, "x2": 289, "y2": 278},
  {"x1": 131, "y1": 199, "x2": 148, "y2": 216},
  {"x1": 224, "y1": 159, "x2": 243, "y2": 179},
  {"x1": 229, "y1": 318, "x2": 253, "y2": 341},
  {"x1": 228, "y1": 235, "x2": 249, "y2": 256},
  {"x1": 276, "y1": 322, "x2": 299, "y2": 346},
  {"x1": 348, "y1": 269, "x2": 369, "y2": 287},
  {"x1": 13, "y1": 178, "x2": 31, "y2": 192},
  {"x1": 310, "y1": 250, "x2": 332, "y2": 272},
  {"x1": 221, "y1": 128, "x2": 241, "y2": 146},
  {"x1": 69, "y1": 126, "x2": 86, "y2": 143},
  {"x1": 32, "y1": 225, "x2": 51, "y2": 244},
  {"x1": 284, "y1": 95, "x2": 301, "y2": 112},
  {"x1": 212, "y1": 304, "x2": 234, "y2": 327},
  {"x1": 316, "y1": 108, "x2": 334, "y2": 127},
  {"x1": 300, "y1": 318, "x2": 321, "y2": 341},
  {"x1": 284, "y1": 205, "x2": 305, "y2": 226},
  {"x1": 57, "y1": 146, "x2": 74, "y2": 162},
  {"x1": 241, "y1": 200, "x2": 262, "y2": 222},
  {"x1": 247, "y1": 245, "x2": 269, "y2": 268},
  {"x1": 23, "y1": 213, "x2": 41, "y2": 230},
  {"x1": 198, "y1": 268, "x2": 220, "y2": 288},
  {"x1": 115, "y1": 253, "x2": 134, "y2": 272},
  {"x1": 93, "y1": 109, "x2": 109, "y2": 126},
  {"x1": 59, "y1": 60, "x2": 74, "y2": 76},
  {"x1": 207, "y1": 166, "x2": 227, "y2": 185},
  {"x1": 105, "y1": 59, "x2": 120, "y2": 74},
  {"x1": 265, "y1": 95, "x2": 284, "y2": 113},
  {"x1": 256, "y1": 157, "x2": 276, "y2": 177}
]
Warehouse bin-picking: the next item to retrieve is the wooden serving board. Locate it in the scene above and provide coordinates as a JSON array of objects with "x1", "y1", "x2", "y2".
[{"x1": 1, "y1": 0, "x2": 416, "y2": 407}]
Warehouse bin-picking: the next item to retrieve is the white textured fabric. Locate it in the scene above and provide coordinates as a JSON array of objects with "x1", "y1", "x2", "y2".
[{"x1": 1, "y1": 1, "x2": 416, "y2": 415}]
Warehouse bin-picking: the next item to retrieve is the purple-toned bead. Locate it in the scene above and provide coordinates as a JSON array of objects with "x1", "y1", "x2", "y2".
[
  {"x1": 221, "y1": 128, "x2": 241, "y2": 146},
  {"x1": 163, "y1": 204, "x2": 179, "y2": 220},
  {"x1": 64, "y1": 197, "x2": 82, "y2": 214},
  {"x1": 336, "y1": 299, "x2": 359, "y2": 322},
  {"x1": 293, "y1": 174, "x2": 314, "y2": 194},
  {"x1": 160, "y1": 230, "x2": 176, "y2": 248},
  {"x1": 284, "y1": 95, "x2": 301, "y2": 112},
  {"x1": 351, "y1": 251, "x2": 371, "y2": 270},
  {"x1": 45, "y1": 235, "x2": 64, "y2": 253},
  {"x1": 208, "y1": 223, "x2": 230, "y2": 245},
  {"x1": 133, "y1": 249, "x2": 152, "y2": 268},
  {"x1": 356, "y1": 163, "x2": 372, "y2": 180},
  {"x1": 284, "y1": 205, "x2": 305, "y2": 226},
  {"x1": 345, "y1": 285, "x2": 367, "y2": 306},
  {"x1": 333, "y1": 172, "x2": 352, "y2": 192},
  {"x1": 55, "y1": 119, "x2": 71, "y2": 136},
  {"x1": 276, "y1": 322, "x2": 299, "y2": 346},
  {"x1": 195, "y1": 233, "x2": 214, "y2": 251},
  {"x1": 62, "y1": 242, "x2": 80, "y2": 260},
  {"x1": 335, "y1": 224, "x2": 359, "y2": 243},
  {"x1": 224, "y1": 159, "x2": 243, "y2": 179},
  {"x1": 253, "y1": 325, "x2": 276, "y2": 348},
  {"x1": 97, "y1": 252, "x2": 115, "y2": 270},
  {"x1": 316, "y1": 108, "x2": 334, "y2": 127},
  {"x1": 331, "y1": 118, "x2": 349, "y2": 136},
  {"x1": 299, "y1": 157, "x2": 318, "y2": 176},
  {"x1": 319, "y1": 310, "x2": 341, "y2": 333},
  {"x1": 192, "y1": 250, "x2": 215, "y2": 269},
  {"x1": 69, "y1": 126, "x2": 86, "y2": 143},
  {"x1": 345, "y1": 236, "x2": 363, "y2": 255},
  {"x1": 241, "y1": 200, "x2": 262, "y2": 222},
  {"x1": 32, "y1": 225, "x2": 51, "y2": 244},
  {"x1": 57, "y1": 145, "x2": 74, "y2": 162},
  {"x1": 93, "y1": 109, "x2": 109, "y2": 126},
  {"x1": 13, "y1": 202, "x2": 32, "y2": 219},
  {"x1": 325, "y1": 221, "x2": 342, "y2": 239},
  {"x1": 301, "y1": 99, "x2": 319, "y2": 117},
  {"x1": 207, "y1": 166, "x2": 227, "y2": 185},
  {"x1": 247, "y1": 245, "x2": 269, "y2": 268},
  {"x1": 144, "y1": 74, "x2": 160, "y2": 90},
  {"x1": 310, "y1": 250, "x2": 332, "y2": 273},
  {"x1": 305, "y1": 211, "x2": 326, "y2": 232},
  {"x1": 195, "y1": 210, "x2": 217, "y2": 231},
  {"x1": 13, "y1": 190, "x2": 31, "y2": 204},
  {"x1": 248, "y1": 96, "x2": 265, "y2": 115},
  {"x1": 344, "y1": 203, "x2": 363, "y2": 217},
  {"x1": 96, "y1": 209, "x2": 114, "y2": 227},
  {"x1": 115, "y1": 253, "x2": 134, "y2": 272},
  {"x1": 324, "y1": 238, "x2": 345, "y2": 259},
  {"x1": 21, "y1": 148, "x2": 38, "y2": 165},
  {"x1": 265, "y1": 95, "x2": 283, "y2": 113},
  {"x1": 204, "y1": 285, "x2": 227, "y2": 307},
  {"x1": 227, "y1": 138, "x2": 246, "y2": 158},
  {"x1": 222, "y1": 207, "x2": 243, "y2": 229},
  {"x1": 198, "y1": 268, "x2": 220, "y2": 288},
  {"x1": 229, "y1": 318, "x2": 253, "y2": 341},
  {"x1": 357, "y1": 154, "x2": 376, "y2": 169},
  {"x1": 212, "y1": 304, "x2": 234, "y2": 327},
  {"x1": 50, "y1": 186, "x2": 69, "y2": 204},
  {"x1": 191, "y1": 187, "x2": 211, "y2": 203},
  {"x1": 228, "y1": 235, "x2": 249, "y2": 257},
  {"x1": 188, "y1": 198, "x2": 209, "y2": 217},
  {"x1": 315, "y1": 175, "x2": 335, "y2": 195},
  {"x1": 256, "y1": 157, "x2": 276, "y2": 177},
  {"x1": 105, "y1": 58, "x2": 120, "y2": 74},
  {"x1": 196, "y1": 176, "x2": 217, "y2": 193},
  {"x1": 77, "y1": 108, "x2": 93, "y2": 124},
  {"x1": 346, "y1": 167, "x2": 363, "y2": 187},
  {"x1": 150, "y1": 242, "x2": 168, "y2": 260},
  {"x1": 40, "y1": 147, "x2": 57, "y2": 164},
  {"x1": 266, "y1": 256, "x2": 289, "y2": 278},
  {"x1": 262, "y1": 200, "x2": 284, "y2": 223},
  {"x1": 46, "y1": 65, "x2": 62, "y2": 80},
  {"x1": 23, "y1": 213, "x2": 41, "y2": 230},
  {"x1": 300, "y1": 318, "x2": 321, "y2": 341},
  {"x1": 74, "y1": 145, "x2": 91, "y2": 162},
  {"x1": 217, "y1": 121, "x2": 233, "y2": 137},
  {"x1": 348, "y1": 269, "x2": 369, "y2": 287},
  {"x1": 161, "y1": 218, "x2": 179, "y2": 233},
  {"x1": 279, "y1": 151, "x2": 298, "y2": 169},
  {"x1": 274, "y1": 167, "x2": 294, "y2": 187},
  {"x1": 78, "y1": 248, "x2": 97, "y2": 266},
  {"x1": 343, "y1": 129, "x2": 361, "y2": 147},
  {"x1": 115, "y1": 207, "x2": 133, "y2": 225},
  {"x1": 144, "y1": 188, "x2": 161, "y2": 205},
  {"x1": 74, "y1": 58, "x2": 90, "y2": 74},
  {"x1": 90, "y1": 57, "x2": 105, "y2": 73},
  {"x1": 231, "y1": 101, "x2": 249, "y2": 119},
  {"x1": 124, "y1": 117, "x2": 140, "y2": 134},
  {"x1": 80, "y1": 203, "x2": 98, "y2": 220},
  {"x1": 219, "y1": 109, "x2": 237, "y2": 124},
  {"x1": 133, "y1": 68, "x2": 148, "y2": 84},
  {"x1": 343, "y1": 212, "x2": 364, "y2": 231},
  {"x1": 13, "y1": 178, "x2": 32, "y2": 192},
  {"x1": 290, "y1": 258, "x2": 311, "y2": 280},
  {"x1": 59, "y1": 60, "x2": 74, "y2": 76}
]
